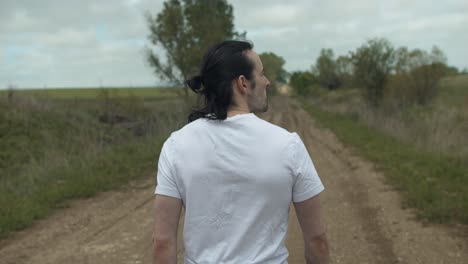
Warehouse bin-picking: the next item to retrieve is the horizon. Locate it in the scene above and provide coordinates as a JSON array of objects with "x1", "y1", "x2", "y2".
[{"x1": 0, "y1": 84, "x2": 178, "y2": 90}]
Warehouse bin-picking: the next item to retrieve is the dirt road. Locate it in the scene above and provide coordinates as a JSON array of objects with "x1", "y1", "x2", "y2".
[{"x1": 1, "y1": 96, "x2": 467, "y2": 263}]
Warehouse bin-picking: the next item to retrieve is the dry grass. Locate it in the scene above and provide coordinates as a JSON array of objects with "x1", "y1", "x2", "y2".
[
  {"x1": 301, "y1": 99, "x2": 468, "y2": 224},
  {"x1": 310, "y1": 81, "x2": 468, "y2": 162},
  {"x1": 299, "y1": 75, "x2": 468, "y2": 224}
]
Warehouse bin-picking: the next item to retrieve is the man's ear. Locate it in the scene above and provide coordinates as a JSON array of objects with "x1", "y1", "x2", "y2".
[{"x1": 235, "y1": 75, "x2": 249, "y2": 95}]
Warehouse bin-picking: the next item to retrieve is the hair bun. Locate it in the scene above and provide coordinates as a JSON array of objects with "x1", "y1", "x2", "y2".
[{"x1": 186, "y1": 75, "x2": 204, "y2": 93}]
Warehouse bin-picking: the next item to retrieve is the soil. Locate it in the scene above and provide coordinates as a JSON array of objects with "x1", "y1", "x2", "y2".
[{"x1": 1, "y1": 96, "x2": 467, "y2": 263}]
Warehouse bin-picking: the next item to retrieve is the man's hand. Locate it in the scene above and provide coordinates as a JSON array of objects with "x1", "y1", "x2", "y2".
[
  {"x1": 153, "y1": 194, "x2": 182, "y2": 264},
  {"x1": 294, "y1": 195, "x2": 330, "y2": 264}
]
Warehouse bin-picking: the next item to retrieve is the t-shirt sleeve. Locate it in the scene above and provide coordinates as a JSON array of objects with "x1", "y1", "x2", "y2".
[
  {"x1": 290, "y1": 132, "x2": 324, "y2": 202},
  {"x1": 154, "y1": 136, "x2": 181, "y2": 199}
]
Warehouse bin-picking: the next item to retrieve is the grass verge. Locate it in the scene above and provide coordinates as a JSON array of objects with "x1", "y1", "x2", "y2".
[
  {"x1": 0, "y1": 139, "x2": 163, "y2": 237},
  {"x1": 299, "y1": 97, "x2": 468, "y2": 225},
  {"x1": 0, "y1": 92, "x2": 188, "y2": 238}
]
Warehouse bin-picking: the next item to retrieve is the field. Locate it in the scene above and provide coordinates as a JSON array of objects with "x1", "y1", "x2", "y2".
[
  {"x1": 0, "y1": 87, "x2": 191, "y2": 238},
  {"x1": 438, "y1": 75, "x2": 468, "y2": 107},
  {"x1": 1, "y1": 79, "x2": 467, "y2": 238},
  {"x1": 0, "y1": 79, "x2": 467, "y2": 262},
  {"x1": 1, "y1": 96, "x2": 467, "y2": 263},
  {"x1": 0, "y1": 87, "x2": 183, "y2": 99}
]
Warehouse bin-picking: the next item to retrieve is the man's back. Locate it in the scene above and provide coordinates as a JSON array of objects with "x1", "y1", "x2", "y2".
[{"x1": 155, "y1": 113, "x2": 324, "y2": 263}]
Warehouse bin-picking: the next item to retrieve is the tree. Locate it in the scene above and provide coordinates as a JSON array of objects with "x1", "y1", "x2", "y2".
[
  {"x1": 391, "y1": 46, "x2": 448, "y2": 105},
  {"x1": 351, "y1": 38, "x2": 395, "y2": 106},
  {"x1": 314, "y1": 49, "x2": 340, "y2": 89},
  {"x1": 145, "y1": 0, "x2": 244, "y2": 96},
  {"x1": 335, "y1": 55, "x2": 354, "y2": 87},
  {"x1": 289, "y1": 71, "x2": 316, "y2": 96},
  {"x1": 394, "y1": 46, "x2": 411, "y2": 75},
  {"x1": 258, "y1": 52, "x2": 287, "y2": 94},
  {"x1": 443, "y1": 66, "x2": 459, "y2": 76}
]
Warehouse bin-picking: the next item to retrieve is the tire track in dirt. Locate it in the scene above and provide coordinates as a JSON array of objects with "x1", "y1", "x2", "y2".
[
  {"x1": 291, "y1": 99, "x2": 399, "y2": 262},
  {"x1": 1, "y1": 96, "x2": 467, "y2": 263},
  {"x1": 261, "y1": 97, "x2": 399, "y2": 263},
  {"x1": 0, "y1": 180, "x2": 159, "y2": 264},
  {"x1": 261, "y1": 96, "x2": 468, "y2": 264}
]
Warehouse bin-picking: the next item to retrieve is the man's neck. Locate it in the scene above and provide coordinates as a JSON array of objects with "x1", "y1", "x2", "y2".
[{"x1": 226, "y1": 106, "x2": 250, "y2": 118}]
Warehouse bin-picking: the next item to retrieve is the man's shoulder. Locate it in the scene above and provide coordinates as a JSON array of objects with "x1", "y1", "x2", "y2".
[
  {"x1": 253, "y1": 115, "x2": 290, "y2": 135},
  {"x1": 170, "y1": 117, "x2": 207, "y2": 137},
  {"x1": 167, "y1": 115, "x2": 296, "y2": 144},
  {"x1": 251, "y1": 117, "x2": 304, "y2": 152},
  {"x1": 163, "y1": 118, "x2": 210, "y2": 147}
]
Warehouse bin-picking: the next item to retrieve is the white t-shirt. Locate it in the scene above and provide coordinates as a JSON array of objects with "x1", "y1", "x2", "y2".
[{"x1": 155, "y1": 113, "x2": 324, "y2": 264}]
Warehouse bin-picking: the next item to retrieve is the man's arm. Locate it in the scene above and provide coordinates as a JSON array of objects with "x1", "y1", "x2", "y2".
[
  {"x1": 152, "y1": 194, "x2": 182, "y2": 264},
  {"x1": 294, "y1": 195, "x2": 330, "y2": 264}
]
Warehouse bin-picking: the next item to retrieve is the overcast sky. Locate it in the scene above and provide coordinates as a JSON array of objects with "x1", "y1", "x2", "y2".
[{"x1": 1, "y1": 0, "x2": 467, "y2": 89}]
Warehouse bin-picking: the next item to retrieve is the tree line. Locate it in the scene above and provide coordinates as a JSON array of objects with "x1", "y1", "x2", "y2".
[
  {"x1": 291, "y1": 38, "x2": 462, "y2": 107},
  {"x1": 146, "y1": 0, "x2": 463, "y2": 107}
]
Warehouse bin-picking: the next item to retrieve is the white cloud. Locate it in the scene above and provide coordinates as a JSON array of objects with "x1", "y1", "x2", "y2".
[
  {"x1": 407, "y1": 13, "x2": 467, "y2": 32},
  {"x1": 38, "y1": 28, "x2": 96, "y2": 47},
  {"x1": 0, "y1": 0, "x2": 467, "y2": 88}
]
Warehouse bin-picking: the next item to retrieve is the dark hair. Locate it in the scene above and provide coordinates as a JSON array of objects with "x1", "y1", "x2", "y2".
[{"x1": 186, "y1": 40, "x2": 255, "y2": 122}]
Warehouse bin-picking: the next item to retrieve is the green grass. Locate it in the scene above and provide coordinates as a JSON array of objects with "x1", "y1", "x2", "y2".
[
  {"x1": 0, "y1": 140, "x2": 163, "y2": 233},
  {"x1": 0, "y1": 87, "x2": 185, "y2": 99},
  {"x1": 299, "y1": 97, "x2": 468, "y2": 224},
  {"x1": 0, "y1": 91, "x2": 189, "y2": 238}
]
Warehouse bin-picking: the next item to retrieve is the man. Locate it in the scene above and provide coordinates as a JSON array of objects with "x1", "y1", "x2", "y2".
[{"x1": 153, "y1": 40, "x2": 329, "y2": 264}]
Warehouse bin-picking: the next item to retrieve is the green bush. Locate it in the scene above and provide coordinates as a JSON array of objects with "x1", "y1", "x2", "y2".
[{"x1": 289, "y1": 71, "x2": 316, "y2": 96}]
